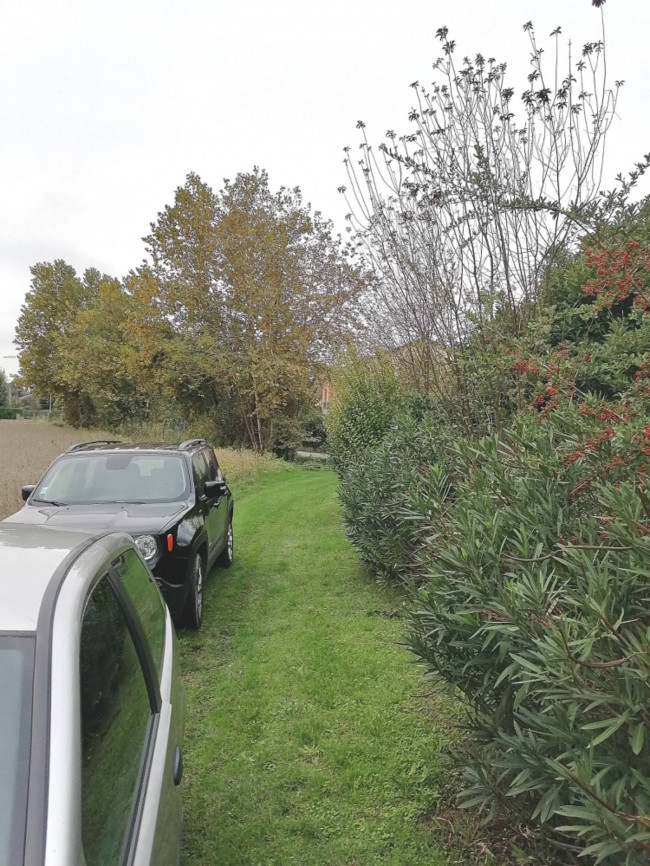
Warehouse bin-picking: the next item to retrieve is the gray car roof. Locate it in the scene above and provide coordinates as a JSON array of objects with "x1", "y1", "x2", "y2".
[{"x1": 0, "y1": 523, "x2": 96, "y2": 631}]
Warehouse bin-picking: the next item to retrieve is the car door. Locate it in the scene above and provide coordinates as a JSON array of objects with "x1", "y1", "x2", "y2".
[
  {"x1": 112, "y1": 549, "x2": 184, "y2": 866},
  {"x1": 77, "y1": 554, "x2": 183, "y2": 866},
  {"x1": 191, "y1": 451, "x2": 220, "y2": 561},
  {"x1": 203, "y1": 448, "x2": 228, "y2": 549}
]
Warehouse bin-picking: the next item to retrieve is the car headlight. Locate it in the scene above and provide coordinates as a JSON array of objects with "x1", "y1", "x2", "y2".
[{"x1": 135, "y1": 534, "x2": 158, "y2": 561}]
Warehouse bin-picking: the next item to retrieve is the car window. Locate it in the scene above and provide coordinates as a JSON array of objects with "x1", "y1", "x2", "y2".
[
  {"x1": 204, "y1": 449, "x2": 223, "y2": 482},
  {"x1": 35, "y1": 453, "x2": 190, "y2": 504},
  {"x1": 113, "y1": 549, "x2": 166, "y2": 678},
  {"x1": 34, "y1": 458, "x2": 80, "y2": 498},
  {"x1": 80, "y1": 577, "x2": 153, "y2": 866},
  {"x1": 192, "y1": 452, "x2": 209, "y2": 496},
  {"x1": 0, "y1": 637, "x2": 34, "y2": 866}
]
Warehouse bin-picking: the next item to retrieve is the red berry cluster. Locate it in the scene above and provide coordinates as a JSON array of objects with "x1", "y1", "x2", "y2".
[
  {"x1": 582, "y1": 241, "x2": 650, "y2": 312},
  {"x1": 564, "y1": 427, "x2": 616, "y2": 466},
  {"x1": 579, "y1": 404, "x2": 628, "y2": 424},
  {"x1": 509, "y1": 359, "x2": 540, "y2": 375}
]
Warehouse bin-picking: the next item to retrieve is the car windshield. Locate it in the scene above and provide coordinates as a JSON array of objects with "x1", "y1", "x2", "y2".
[
  {"x1": 0, "y1": 636, "x2": 35, "y2": 865},
  {"x1": 34, "y1": 453, "x2": 190, "y2": 505}
]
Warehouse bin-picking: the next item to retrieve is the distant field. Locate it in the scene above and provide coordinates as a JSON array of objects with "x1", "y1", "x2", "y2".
[{"x1": 0, "y1": 420, "x2": 285, "y2": 519}]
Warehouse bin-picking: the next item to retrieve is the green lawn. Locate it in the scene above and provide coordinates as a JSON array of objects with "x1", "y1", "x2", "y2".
[{"x1": 179, "y1": 469, "x2": 453, "y2": 865}]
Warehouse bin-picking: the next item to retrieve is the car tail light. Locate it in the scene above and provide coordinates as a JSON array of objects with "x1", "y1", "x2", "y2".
[{"x1": 167, "y1": 533, "x2": 174, "y2": 552}]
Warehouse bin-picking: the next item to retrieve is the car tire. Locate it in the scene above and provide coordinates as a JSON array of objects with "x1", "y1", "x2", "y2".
[
  {"x1": 218, "y1": 515, "x2": 234, "y2": 568},
  {"x1": 178, "y1": 552, "x2": 204, "y2": 630}
]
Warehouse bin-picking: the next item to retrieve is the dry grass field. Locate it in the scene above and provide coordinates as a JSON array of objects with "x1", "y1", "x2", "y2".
[{"x1": 0, "y1": 420, "x2": 285, "y2": 519}]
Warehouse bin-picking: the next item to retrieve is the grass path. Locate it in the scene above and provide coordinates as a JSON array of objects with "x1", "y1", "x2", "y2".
[{"x1": 179, "y1": 470, "x2": 451, "y2": 865}]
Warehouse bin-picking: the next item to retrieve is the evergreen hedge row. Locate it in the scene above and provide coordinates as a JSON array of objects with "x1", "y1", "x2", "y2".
[{"x1": 328, "y1": 234, "x2": 650, "y2": 862}]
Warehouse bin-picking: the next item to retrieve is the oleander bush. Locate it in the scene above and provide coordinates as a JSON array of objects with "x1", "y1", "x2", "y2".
[
  {"x1": 327, "y1": 351, "x2": 406, "y2": 471},
  {"x1": 337, "y1": 410, "x2": 445, "y2": 585},
  {"x1": 329, "y1": 219, "x2": 650, "y2": 861},
  {"x1": 407, "y1": 412, "x2": 650, "y2": 863}
]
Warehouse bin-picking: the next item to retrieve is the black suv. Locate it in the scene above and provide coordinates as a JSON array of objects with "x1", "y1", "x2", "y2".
[{"x1": 4, "y1": 438, "x2": 233, "y2": 629}]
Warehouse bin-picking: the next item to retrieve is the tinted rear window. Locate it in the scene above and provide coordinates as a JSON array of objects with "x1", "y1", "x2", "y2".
[
  {"x1": 0, "y1": 636, "x2": 35, "y2": 865},
  {"x1": 80, "y1": 578, "x2": 153, "y2": 865},
  {"x1": 191, "y1": 452, "x2": 209, "y2": 495},
  {"x1": 34, "y1": 453, "x2": 190, "y2": 504},
  {"x1": 113, "y1": 549, "x2": 166, "y2": 678}
]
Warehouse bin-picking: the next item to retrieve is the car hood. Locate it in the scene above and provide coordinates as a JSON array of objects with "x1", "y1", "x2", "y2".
[{"x1": 4, "y1": 501, "x2": 189, "y2": 534}]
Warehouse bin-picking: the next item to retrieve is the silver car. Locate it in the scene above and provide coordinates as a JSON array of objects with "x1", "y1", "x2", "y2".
[{"x1": 0, "y1": 522, "x2": 185, "y2": 866}]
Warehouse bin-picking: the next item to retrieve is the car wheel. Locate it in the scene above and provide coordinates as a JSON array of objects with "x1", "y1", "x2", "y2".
[
  {"x1": 218, "y1": 516, "x2": 234, "y2": 568},
  {"x1": 178, "y1": 552, "x2": 204, "y2": 630}
]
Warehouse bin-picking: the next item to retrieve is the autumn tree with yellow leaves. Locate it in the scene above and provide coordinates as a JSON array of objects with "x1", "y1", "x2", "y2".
[
  {"x1": 16, "y1": 169, "x2": 366, "y2": 449},
  {"x1": 15, "y1": 262, "x2": 142, "y2": 426},
  {"x1": 127, "y1": 168, "x2": 366, "y2": 450}
]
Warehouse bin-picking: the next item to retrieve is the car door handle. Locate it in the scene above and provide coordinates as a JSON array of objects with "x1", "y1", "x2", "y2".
[{"x1": 173, "y1": 746, "x2": 183, "y2": 786}]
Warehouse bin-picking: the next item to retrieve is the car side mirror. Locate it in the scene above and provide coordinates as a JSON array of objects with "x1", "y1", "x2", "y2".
[
  {"x1": 22, "y1": 485, "x2": 36, "y2": 502},
  {"x1": 205, "y1": 480, "x2": 227, "y2": 497}
]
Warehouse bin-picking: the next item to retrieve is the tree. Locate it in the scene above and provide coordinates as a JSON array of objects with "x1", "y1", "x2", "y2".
[
  {"x1": 341, "y1": 5, "x2": 635, "y2": 421},
  {"x1": 130, "y1": 169, "x2": 366, "y2": 450},
  {"x1": 58, "y1": 277, "x2": 146, "y2": 428},
  {"x1": 0, "y1": 368, "x2": 8, "y2": 408},
  {"x1": 14, "y1": 262, "x2": 120, "y2": 425}
]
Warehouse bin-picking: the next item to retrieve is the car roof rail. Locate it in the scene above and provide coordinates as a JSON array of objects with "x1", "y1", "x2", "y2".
[
  {"x1": 178, "y1": 438, "x2": 207, "y2": 451},
  {"x1": 65, "y1": 439, "x2": 123, "y2": 453}
]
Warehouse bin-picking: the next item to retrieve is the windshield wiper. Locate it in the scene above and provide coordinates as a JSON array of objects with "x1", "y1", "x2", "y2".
[{"x1": 34, "y1": 498, "x2": 69, "y2": 507}]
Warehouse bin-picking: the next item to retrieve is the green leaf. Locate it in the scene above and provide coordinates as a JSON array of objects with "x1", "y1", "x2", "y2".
[
  {"x1": 588, "y1": 713, "x2": 630, "y2": 747},
  {"x1": 555, "y1": 804, "x2": 596, "y2": 820},
  {"x1": 631, "y1": 722, "x2": 645, "y2": 755},
  {"x1": 509, "y1": 653, "x2": 543, "y2": 675}
]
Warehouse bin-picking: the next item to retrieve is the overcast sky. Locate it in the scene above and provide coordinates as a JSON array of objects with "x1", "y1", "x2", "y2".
[{"x1": 1, "y1": 0, "x2": 649, "y2": 378}]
